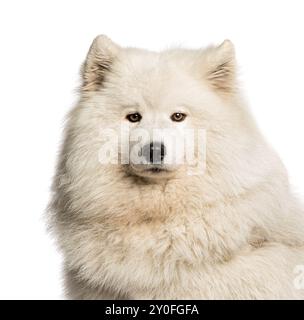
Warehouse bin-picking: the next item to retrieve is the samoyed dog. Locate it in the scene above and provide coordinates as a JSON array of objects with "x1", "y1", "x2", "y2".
[{"x1": 49, "y1": 35, "x2": 304, "y2": 299}]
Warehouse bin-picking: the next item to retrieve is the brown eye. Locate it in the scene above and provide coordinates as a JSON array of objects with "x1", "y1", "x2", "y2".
[
  {"x1": 126, "y1": 112, "x2": 142, "y2": 123},
  {"x1": 171, "y1": 112, "x2": 187, "y2": 122}
]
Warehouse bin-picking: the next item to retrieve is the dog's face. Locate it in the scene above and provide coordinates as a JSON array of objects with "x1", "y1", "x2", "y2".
[{"x1": 78, "y1": 35, "x2": 251, "y2": 181}]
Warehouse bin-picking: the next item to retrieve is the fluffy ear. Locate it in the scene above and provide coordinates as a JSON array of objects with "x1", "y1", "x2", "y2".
[
  {"x1": 202, "y1": 40, "x2": 236, "y2": 95},
  {"x1": 81, "y1": 35, "x2": 120, "y2": 91}
]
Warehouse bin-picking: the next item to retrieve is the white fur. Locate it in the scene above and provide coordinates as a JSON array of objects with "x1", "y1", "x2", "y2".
[{"x1": 49, "y1": 35, "x2": 304, "y2": 299}]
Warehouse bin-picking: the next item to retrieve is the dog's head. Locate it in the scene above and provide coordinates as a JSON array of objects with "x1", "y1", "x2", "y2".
[{"x1": 76, "y1": 35, "x2": 257, "y2": 182}]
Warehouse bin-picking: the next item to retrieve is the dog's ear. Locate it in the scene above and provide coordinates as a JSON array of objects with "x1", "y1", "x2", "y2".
[
  {"x1": 81, "y1": 35, "x2": 120, "y2": 92},
  {"x1": 202, "y1": 40, "x2": 236, "y2": 95}
]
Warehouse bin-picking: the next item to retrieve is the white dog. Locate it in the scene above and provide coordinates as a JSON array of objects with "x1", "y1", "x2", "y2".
[{"x1": 49, "y1": 35, "x2": 304, "y2": 299}]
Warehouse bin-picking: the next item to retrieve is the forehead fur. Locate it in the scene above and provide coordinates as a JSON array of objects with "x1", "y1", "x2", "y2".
[
  {"x1": 82, "y1": 36, "x2": 236, "y2": 99},
  {"x1": 81, "y1": 35, "x2": 238, "y2": 122},
  {"x1": 104, "y1": 47, "x2": 217, "y2": 110}
]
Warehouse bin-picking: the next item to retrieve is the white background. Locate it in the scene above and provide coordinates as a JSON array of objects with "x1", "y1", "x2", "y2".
[{"x1": 0, "y1": 0, "x2": 303, "y2": 299}]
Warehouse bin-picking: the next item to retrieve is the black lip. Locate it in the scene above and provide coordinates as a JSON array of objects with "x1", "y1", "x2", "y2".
[{"x1": 146, "y1": 167, "x2": 166, "y2": 173}]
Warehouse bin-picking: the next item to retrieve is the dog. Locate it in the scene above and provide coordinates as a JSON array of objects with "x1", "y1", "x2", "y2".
[{"x1": 49, "y1": 35, "x2": 304, "y2": 299}]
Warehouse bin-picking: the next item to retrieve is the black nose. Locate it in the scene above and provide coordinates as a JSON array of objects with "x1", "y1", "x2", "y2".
[{"x1": 142, "y1": 142, "x2": 166, "y2": 164}]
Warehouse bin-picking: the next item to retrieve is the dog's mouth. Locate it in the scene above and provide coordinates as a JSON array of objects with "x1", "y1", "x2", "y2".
[
  {"x1": 145, "y1": 167, "x2": 167, "y2": 173},
  {"x1": 127, "y1": 164, "x2": 176, "y2": 179}
]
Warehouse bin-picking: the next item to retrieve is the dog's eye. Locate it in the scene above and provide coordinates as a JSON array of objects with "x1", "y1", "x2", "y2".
[
  {"x1": 126, "y1": 112, "x2": 142, "y2": 123},
  {"x1": 171, "y1": 112, "x2": 187, "y2": 122}
]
